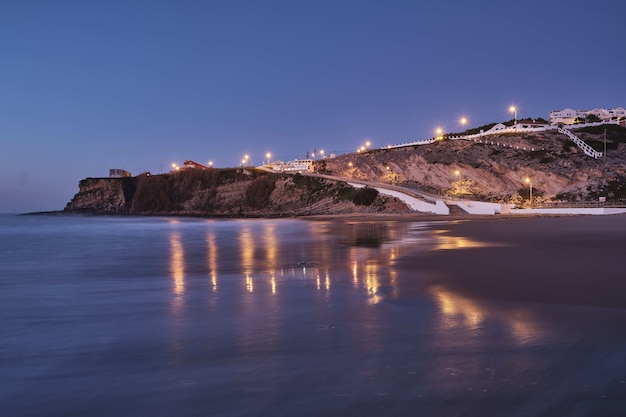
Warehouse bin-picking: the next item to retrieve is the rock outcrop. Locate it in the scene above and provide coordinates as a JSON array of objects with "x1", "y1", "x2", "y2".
[
  {"x1": 64, "y1": 170, "x2": 410, "y2": 216},
  {"x1": 64, "y1": 124, "x2": 626, "y2": 215},
  {"x1": 64, "y1": 177, "x2": 135, "y2": 214},
  {"x1": 320, "y1": 125, "x2": 626, "y2": 204}
]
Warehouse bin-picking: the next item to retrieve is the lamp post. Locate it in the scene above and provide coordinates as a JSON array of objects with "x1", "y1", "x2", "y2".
[
  {"x1": 435, "y1": 127, "x2": 443, "y2": 140},
  {"x1": 460, "y1": 117, "x2": 468, "y2": 135},
  {"x1": 266, "y1": 152, "x2": 271, "y2": 166},
  {"x1": 509, "y1": 105, "x2": 517, "y2": 125},
  {"x1": 525, "y1": 177, "x2": 533, "y2": 208},
  {"x1": 454, "y1": 169, "x2": 464, "y2": 194}
]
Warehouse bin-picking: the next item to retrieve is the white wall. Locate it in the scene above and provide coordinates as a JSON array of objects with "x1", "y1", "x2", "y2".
[
  {"x1": 348, "y1": 183, "x2": 449, "y2": 215},
  {"x1": 456, "y1": 201, "x2": 503, "y2": 215},
  {"x1": 510, "y1": 208, "x2": 626, "y2": 215}
]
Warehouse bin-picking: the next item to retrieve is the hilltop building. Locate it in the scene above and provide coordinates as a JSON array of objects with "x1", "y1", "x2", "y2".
[
  {"x1": 268, "y1": 159, "x2": 315, "y2": 172},
  {"x1": 109, "y1": 169, "x2": 131, "y2": 178},
  {"x1": 549, "y1": 107, "x2": 626, "y2": 124},
  {"x1": 171, "y1": 160, "x2": 211, "y2": 172}
]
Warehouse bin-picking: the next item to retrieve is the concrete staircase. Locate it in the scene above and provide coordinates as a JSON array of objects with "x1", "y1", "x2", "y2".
[{"x1": 558, "y1": 127, "x2": 603, "y2": 159}]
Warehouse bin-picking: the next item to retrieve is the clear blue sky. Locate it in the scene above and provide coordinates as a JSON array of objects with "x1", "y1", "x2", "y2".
[{"x1": 1, "y1": 0, "x2": 625, "y2": 212}]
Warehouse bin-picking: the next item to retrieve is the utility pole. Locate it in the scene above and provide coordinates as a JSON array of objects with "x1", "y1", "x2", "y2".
[{"x1": 604, "y1": 129, "x2": 606, "y2": 164}]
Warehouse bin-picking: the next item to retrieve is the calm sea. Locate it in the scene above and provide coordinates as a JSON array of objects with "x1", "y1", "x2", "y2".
[{"x1": 1, "y1": 214, "x2": 625, "y2": 416}]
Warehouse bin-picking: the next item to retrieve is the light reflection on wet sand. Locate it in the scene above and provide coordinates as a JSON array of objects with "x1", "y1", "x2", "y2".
[
  {"x1": 4, "y1": 215, "x2": 626, "y2": 417},
  {"x1": 155, "y1": 217, "x2": 626, "y2": 416}
]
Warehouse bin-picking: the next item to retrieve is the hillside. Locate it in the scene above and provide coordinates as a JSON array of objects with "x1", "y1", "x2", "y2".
[
  {"x1": 64, "y1": 169, "x2": 410, "y2": 216},
  {"x1": 319, "y1": 125, "x2": 626, "y2": 205},
  {"x1": 64, "y1": 124, "x2": 626, "y2": 216}
]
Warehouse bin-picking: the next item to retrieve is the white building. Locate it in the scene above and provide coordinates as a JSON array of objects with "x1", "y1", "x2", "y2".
[
  {"x1": 269, "y1": 159, "x2": 315, "y2": 172},
  {"x1": 549, "y1": 107, "x2": 626, "y2": 124}
]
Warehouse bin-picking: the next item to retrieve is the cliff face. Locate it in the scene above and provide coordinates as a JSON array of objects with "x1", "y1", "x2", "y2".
[
  {"x1": 64, "y1": 169, "x2": 410, "y2": 216},
  {"x1": 321, "y1": 125, "x2": 626, "y2": 204},
  {"x1": 65, "y1": 177, "x2": 136, "y2": 214},
  {"x1": 64, "y1": 125, "x2": 626, "y2": 215}
]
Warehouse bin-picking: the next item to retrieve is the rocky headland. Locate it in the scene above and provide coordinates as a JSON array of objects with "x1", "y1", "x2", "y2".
[
  {"x1": 64, "y1": 169, "x2": 410, "y2": 217},
  {"x1": 64, "y1": 124, "x2": 626, "y2": 216}
]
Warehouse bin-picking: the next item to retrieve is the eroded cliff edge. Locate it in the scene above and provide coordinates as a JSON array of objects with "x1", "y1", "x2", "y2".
[{"x1": 64, "y1": 169, "x2": 409, "y2": 216}]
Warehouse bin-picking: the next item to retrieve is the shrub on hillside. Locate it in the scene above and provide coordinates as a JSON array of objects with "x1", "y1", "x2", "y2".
[
  {"x1": 245, "y1": 176, "x2": 276, "y2": 209},
  {"x1": 133, "y1": 174, "x2": 174, "y2": 213},
  {"x1": 352, "y1": 187, "x2": 379, "y2": 206}
]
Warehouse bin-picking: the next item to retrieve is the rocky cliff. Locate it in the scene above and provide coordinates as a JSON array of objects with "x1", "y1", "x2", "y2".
[
  {"x1": 320, "y1": 124, "x2": 626, "y2": 204},
  {"x1": 65, "y1": 124, "x2": 626, "y2": 215},
  {"x1": 64, "y1": 177, "x2": 136, "y2": 214},
  {"x1": 64, "y1": 169, "x2": 410, "y2": 216}
]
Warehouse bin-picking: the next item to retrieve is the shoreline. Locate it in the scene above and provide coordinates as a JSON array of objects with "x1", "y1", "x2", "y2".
[{"x1": 23, "y1": 209, "x2": 626, "y2": 223}]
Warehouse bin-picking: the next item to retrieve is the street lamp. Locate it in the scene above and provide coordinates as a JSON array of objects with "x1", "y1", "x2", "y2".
[
  {"x1": 365, "y1": 141, "x2": 371, "y2": 149},
  {"x1": 320, "y1": 150, "x2": 325, "y2": 159},
  {"x1": 509, "y1": 105, "x2": 517, "y2": 125},
  {"x1": 435, "y1": 127, "x2": 443, "y2": 140},
  {"x1": 525, "y1": 177, "x2": 533, "y2": 207},
  {"x1": 266, "y1": 152, "x2": 271, "y2": 165},
  {"x1": 460, "y1": 117, "x2": 468, "y2": 135},
  {"x1": 208, "y1": 161, "x2": 213, "y2": 168}
]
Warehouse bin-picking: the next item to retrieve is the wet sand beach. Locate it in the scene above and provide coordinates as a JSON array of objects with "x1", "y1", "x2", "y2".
[
  {"x1": 398, "y1": 214, "x2": 626, "y2": 308},
  {"x1": 2, "y1": 214, "x2": 626, "y2": 416}
]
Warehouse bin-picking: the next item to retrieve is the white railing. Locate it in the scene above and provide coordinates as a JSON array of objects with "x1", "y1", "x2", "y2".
[
  {"x1": 380, "y1": 120, "x2": 618, "y2": 156},
  {"x1": 557, "y1": 127, "x2": 602, "y2": 159}
]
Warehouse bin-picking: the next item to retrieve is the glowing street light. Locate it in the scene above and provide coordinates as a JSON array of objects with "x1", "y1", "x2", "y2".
[
  {"x1": 365, "y1": 141, "x2": 371, "y2": 148},
  {"x1": 525, "y1": 177, "x2": 533, "y2": 207},
  {"x1": 509, "y1": 105, "x2": 518, "y2": 125},
  {"x1": 320, "y1": 149, "x2": 325, "y2": 159},
  {"x1": 208, "y1": 161, "x2": 213, "y2": 167},
  {"x1": 460, "y1": 117, "x2": 468, "y2": 134},
  {"x1": 435, "y1": 127, "x2": 443, "y2": 140},
  {"x1": 266, "y1": 152, "x2": 272, "y2": 165}
]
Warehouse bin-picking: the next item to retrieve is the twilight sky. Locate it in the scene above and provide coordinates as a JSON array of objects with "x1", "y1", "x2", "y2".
[{"x1": 1, "y1": 0, "x2": 625, "y2": 213}]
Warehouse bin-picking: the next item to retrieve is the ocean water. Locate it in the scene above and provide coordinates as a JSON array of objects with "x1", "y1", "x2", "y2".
[{"x1": 1, "y1": 214, "x2": 625, "y2": 416}]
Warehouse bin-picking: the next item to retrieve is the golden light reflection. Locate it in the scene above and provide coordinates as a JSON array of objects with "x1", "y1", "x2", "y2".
[
  {"x1": 433, "y1": 286, "x2": 485, "y2": 329},
  {"x1": 364, "y1": 261, "x2": 381, "y2": 304},
  {"x1": 169, "y1": 231, "x2": 185, "y2": 296},
  {"x1": 432, "y1": 230, "x2": 491, "y2": 250},
  {"x1": 430, "y1": 285, "x2": 544, "y2": 344},
  {"x1": 239, "y1": 224, "x2": 255, "y2": 292},
  {"x1": 207, "y1": 231, "x2": 218, "y2": 292},
  {"x1": 263, "y1": 223, "x2": 278, "y2": 294},
  {"x1": 246, "y1": 275, "x2": 254, "y2": 292}
]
